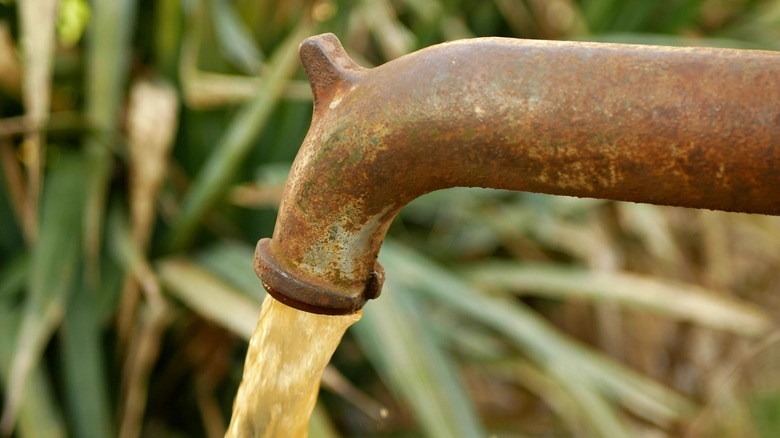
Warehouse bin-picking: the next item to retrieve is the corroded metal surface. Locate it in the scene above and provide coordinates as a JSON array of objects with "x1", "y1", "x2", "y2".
[{"x1": 255, "y1": 33, "x2": 780, "y2": 314}]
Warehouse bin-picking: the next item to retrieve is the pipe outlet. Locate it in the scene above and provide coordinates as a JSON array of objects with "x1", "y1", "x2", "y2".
[{"x1": 256, "y1": 33, "x2": 780, "y2": 314}]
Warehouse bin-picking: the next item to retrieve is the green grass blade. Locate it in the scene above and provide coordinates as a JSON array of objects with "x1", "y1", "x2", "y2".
[
  {"x1": 353, "y1": 275, "x2": 486, "y2": 438},
  {"x1": 167, "y1": 19, "x2": 314, "y2": 250},
  {"x1": 433, "y1": 319, "x2": 629, "y2": 436},
  {"x1": 194, "y1": 241, "x2": 265, "y2": 302},
  {"x1": 465, "y1": 261, "x2": 772, "y2": 336},
  {"x1": 0, "y1": 251, "x2": 28, "y2": 301},
  {"x1": 153, "y1": 0, "x2": 183, "y2": 76},
  {"x1": 209, "y1": 0, "x2": 263, "y2": 73},
  {"x1": 83, "y1": 0, "x2": 138, "y2": 285},
  {"x1": 379, "y1": 240, "x2": 695, "y2": 427},
  {"x1": 85, "y1": 0, "x2": 137, "y2": 145},
  {"x1": 157, "y1": 258, "x2": 260, "y2": 339},
  {"x1": 0, "y1": 306, "x2": 66, "y2": 438},
  {"x1": 58, "y1": 279, "x2": 114, "y2": 438},
  {"x1": 1, "y1": 152, "x2": 87, "y2": 434}
]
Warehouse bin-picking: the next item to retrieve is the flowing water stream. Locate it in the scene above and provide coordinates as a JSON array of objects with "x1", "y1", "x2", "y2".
[{"x1": 226, "y1": 295, "x2": 361, "y2": 437}]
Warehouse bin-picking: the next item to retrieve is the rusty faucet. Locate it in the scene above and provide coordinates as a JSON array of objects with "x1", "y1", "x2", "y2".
[{"x1": 255, "y1": 33, "x2": 780, "y2": 315}]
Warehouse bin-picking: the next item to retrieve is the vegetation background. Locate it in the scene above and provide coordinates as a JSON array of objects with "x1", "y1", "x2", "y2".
[{"x1": 1, "y1": 0, "x2": 780, "y2": 436}]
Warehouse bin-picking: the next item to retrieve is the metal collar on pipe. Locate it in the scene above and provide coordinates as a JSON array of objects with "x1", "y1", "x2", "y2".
[{"x1": 256, "y1": 33, "x2": 780, "y2": 314}]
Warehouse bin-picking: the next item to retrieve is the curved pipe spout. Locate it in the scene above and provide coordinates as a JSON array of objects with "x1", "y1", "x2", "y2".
[{"x1": 255, "y1": 33, "x2": 780, "y2": 314}]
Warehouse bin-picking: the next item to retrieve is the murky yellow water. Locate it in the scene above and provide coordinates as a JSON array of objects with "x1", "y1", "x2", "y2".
[{"x1": 226, "y1": 295, "x2": 361, "y2": 437}]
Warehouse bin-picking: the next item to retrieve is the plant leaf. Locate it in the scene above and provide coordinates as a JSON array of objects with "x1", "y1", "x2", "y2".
[
  {"x1": 0, "y1": 305, "x2": 66, "y2": 438},
  {"x1": 167, "y1": 19, "x2": 313, "y2": 250},
  {"x1": 83, "y1": 0, "x2": 138, "y2": 287},
  {"x1": 209, "y1": 0, "x2": 263, "y2": 74},
  {"x1": 1, "y1": 152, "x2": 87, "y2": 434},
  {"x1": 0, "y1": 252, "x2": 29, "y2": 301},
  {"x1": 59, "y1": 278, "x2": 114, "y2": 437},
  {"x1": 465, "y1": 261, "x2": 772, "y2": 337},
  {"x1": 379, "y1": 240, "x2": 696, "y2": 427},
  {"x1": 157, "y1": 258, "x2": 260, "y2": 340},
  {"x1": 353, "y1": 274, "x2": 486, "y2": 438},
  {"x1": 194, "y1": 241, "x2": 265, "y2": 302}
]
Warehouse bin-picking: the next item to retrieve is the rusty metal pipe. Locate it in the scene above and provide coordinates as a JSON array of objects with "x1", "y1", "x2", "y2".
[{"x1": 255, "y1": 33, "x2": 780, "y2": 315}]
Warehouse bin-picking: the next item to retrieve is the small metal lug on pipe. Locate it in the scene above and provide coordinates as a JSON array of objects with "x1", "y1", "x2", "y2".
[{"x1": 255, "y1": 33, "x2": 780, "y2": 315}]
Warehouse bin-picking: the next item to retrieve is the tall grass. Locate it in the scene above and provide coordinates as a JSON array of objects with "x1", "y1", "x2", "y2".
[{"x1": 1, "y1": 0, "x2": 779, "y2": 436}]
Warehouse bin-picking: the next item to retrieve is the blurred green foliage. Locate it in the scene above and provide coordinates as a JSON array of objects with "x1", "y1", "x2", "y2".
[{"x1": 1, "y1": 0, "x2": 780, "y2": 436}]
